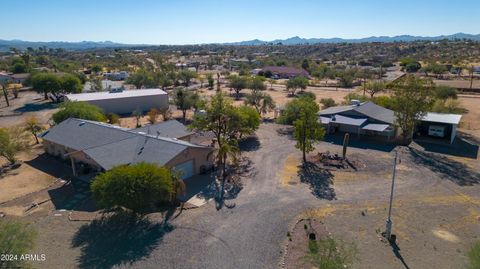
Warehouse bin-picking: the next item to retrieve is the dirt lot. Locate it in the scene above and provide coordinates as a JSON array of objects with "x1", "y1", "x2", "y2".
[{"x1": 458, "y1": 95, "x2": 480, "y2": 138}]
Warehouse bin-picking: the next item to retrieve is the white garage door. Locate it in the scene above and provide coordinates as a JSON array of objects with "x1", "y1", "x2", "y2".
[{"x1": 174, "y1": 160, "x2": 194, "y2": 179}]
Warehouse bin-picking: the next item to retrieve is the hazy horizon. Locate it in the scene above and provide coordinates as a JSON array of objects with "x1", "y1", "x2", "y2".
[{"x1": 1, "y1": 0, "x2": 480, "y2": 45}]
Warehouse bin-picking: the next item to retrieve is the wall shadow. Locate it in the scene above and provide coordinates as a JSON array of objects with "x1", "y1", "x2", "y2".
[
  {"x1": 71, "y1": 211, "x2": 171, "y2": 269},
  {"x1": 414, "y1": 134, "x2": 478, "y2": 159},
  {"x1": 298, "y1": 162, "x2": 336, "y2": 200},
  {"x1": 324, "y1": 133, "x2": 396, "y2": 153},
  {"x1": 409, "y1": 147, "x2": 480, "y2": 186}
]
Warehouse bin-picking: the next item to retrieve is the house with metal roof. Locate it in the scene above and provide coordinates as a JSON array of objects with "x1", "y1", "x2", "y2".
[
  {"x1": 40, "y1": 118, "x2": 213, "y2": 180},
  {"x1": 319, "y1": 101, "x2": 463, "y2": 144},
  {"x1": 319, "y1": 101, "x2": 396, "y2": 140},
  {"x1": 64, "y1": 88, "x2": 168, "y2": 115}
]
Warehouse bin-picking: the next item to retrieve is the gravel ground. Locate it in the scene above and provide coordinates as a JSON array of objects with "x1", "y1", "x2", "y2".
[{"x1": 10, "y1": 123, "x2": 480, "y2": 269}]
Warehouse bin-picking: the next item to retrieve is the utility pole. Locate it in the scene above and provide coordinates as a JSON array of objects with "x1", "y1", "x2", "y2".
[{"x1": 385, "y1": 150, "x2": 398, "y2": 241}]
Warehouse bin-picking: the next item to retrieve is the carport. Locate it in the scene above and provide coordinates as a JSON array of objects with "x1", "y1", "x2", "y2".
[{"x1": 417, "y1": 112, "x2": 462, "y2": 144}]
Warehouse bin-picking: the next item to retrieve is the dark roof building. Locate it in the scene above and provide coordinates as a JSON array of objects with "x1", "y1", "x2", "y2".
[
  {"x1": 262, "y1": 66, "x2": 309, "y2": 79},
  {"x1": 41, "y1": 118, "x2": 213, "y2": 179}
]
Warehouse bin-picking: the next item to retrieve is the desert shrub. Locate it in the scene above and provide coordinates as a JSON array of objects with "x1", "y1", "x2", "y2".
[
  {"x1": 434, "y1": 86, "x2": 458, "y2": 100},
  {"x1": 0, "y1": 220, "x2": 37, "y2": 269},
  {"x1": 303, "y1": 238, "x2": 356, "y2": 269},
  {"x1": 467, "y1": 241, "x2": 480, "y2": 269},
  {"x1": 320, "y1": 98, "x2": 336, "y2": 109},
  {"x1": 431, "y1": 98, "x2": 466, "y2": 114}
]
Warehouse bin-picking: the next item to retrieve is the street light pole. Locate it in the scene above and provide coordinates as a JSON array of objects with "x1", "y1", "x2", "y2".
[{"x1": 385, "y1": 150, "x2": 398, "y2": 241}]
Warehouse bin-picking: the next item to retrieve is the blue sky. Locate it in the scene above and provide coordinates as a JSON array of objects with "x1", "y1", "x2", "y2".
[{"x1": 1, "y1": 0, "x2": 479, "y2": 44}]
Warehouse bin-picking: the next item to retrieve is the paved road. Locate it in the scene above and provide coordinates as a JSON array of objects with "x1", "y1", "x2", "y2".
[{"x1": 128, "y1": 124, "x2": 323, "y2": 269}]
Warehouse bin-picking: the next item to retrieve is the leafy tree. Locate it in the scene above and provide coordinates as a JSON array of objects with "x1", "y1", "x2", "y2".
[
  {"x1": 405, "y1": 62, "x2": 421, "y2": 73},
  {"x1": 293, "y1": 98, "x2": 325, "y2": 162},
  {"x1": 126, "y1": 69, "x2": 156, "y2": 89},
  {"x1": 190, "y1": 92, "x2": 260, "y2": 180},
  {"x1": 431, "y1": 98, "x2": 465, "y2": 114},
  {"x1": 173, "y1": 88, "x2": 198, "y2": 122},
  {"x1": 301, "y1": 59, "x2": 310, "y2": 71},
  {"x1": 0, "y1": 220, "x2": 37, "y2": 269},
  {"x1": 90, "y1": 76, "x2": 103, "y2": 92},
  {"x1": 52, "y1": 101, "x2": 106, "y2": 124},
  {"x1": 91, "y1": 163, "x2": 175, "y2": 213},
  {"x1": 248, "y1": 76, "x2": 266, "y2": 92},
  {"x1": 467, "y1": 240, "x2": 480, "y2": 269},
  {"x1": 31, "y1": 72, "x2": 62, "y2": 100},
  {"x1": 320, "y1": 98, "x2": 336, "y2": 109},
  {"x1": 337, "y1": 72, "x2": 354, "y2": 88},
  {"x1": 390, "y1": 75, "x2": 435, "y2": 143},
  {"x1": 434, "y1": 86, "x2": 457, "y2": 100},
  {"x1": 0, "y1": 127, "x2": 28, "y2": 164},
  {"x1": 424, "y1": 62, "x2": 448, "y2": 77},
  {"x1": 61, "y1": 73, "x2": 82, "y2": 93},
  {"x1": 245, "y1": 91, "x2": 276, "y2": 115},
  {"x1": 206, "y1": 73, "x2": 215, "y2": 89},
  {"x1": 91, "y1": 64, "x2": 102, "y2": 73},
  {"x1": 228, "y1": 75, "x2": 249, "y2": 99},
  {"x1": 178, "y1": 69, "x2": 197, "y2": 87},
  {"x1": 365, "y1": 80, "x2": 386, "y2": 98},
  {"x1": 10, "y1": 62, "x2": 28, "y2": 73},
  {"x1": 24, "y1": 116, "x2": 43, "y2": 144},
  {"x1": 286, "y1": 76, "x2": 309, "y2": 96},
  {"x1": 156, "y1": 71, "x2": 173, "y2": 90},
  {"x1": 372, "y1": 96, "x2": 395, "y2": 110}
]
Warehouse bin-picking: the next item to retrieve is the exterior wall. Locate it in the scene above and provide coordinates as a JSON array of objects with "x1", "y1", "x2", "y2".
[
  {"x1": 166, "y1": 147, "x2": 214, "y2": 175},
  {"x1": 67, "y1": 94, "x2": 168, "y2": 115},
  {"x1": 43, "y1": 140, "x2": 102, "y2": 170}
]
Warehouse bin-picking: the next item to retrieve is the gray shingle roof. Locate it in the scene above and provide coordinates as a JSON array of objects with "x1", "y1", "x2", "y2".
[
  {"x1": 331, "y1": 115, "x2": 367, "y2": 126},
  {"x1": 133, "y1": 120, "x2": 193, "y2": 139},
  {"x1": 41, "y1": 118, "x2": 210, "y2": 170},
  {"x1": 319, "y1": 101, "x2": 394, "y2": 124}
]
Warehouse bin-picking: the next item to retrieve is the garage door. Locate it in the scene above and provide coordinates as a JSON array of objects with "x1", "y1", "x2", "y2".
[{"x1": 173, "y1": 160, "x2": 194, "y2": 179}]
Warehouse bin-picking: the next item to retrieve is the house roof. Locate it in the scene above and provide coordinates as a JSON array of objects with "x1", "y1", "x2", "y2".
[
  {"x1": 133, "y1": 120, "x2": 193, "y2": 139},
  {"x1": 362, "y1": 123, "x2": 390, "y2": 132},
  {"x1": 319, "y1": 101, "x2": 395, "y2": 124},
  {"x1": 420, "y1": 112, "x2": 462, "y2": 125},
  {"x1": 262, "y1": 66, "x2": 309, "y2": 76},
  {"x1": 330, "y1": 115, "x2": 367, "y2": 126},
  {"x1": 65, "y1": 89, "x2": 167, "y2": 102},
  {"x1": 40, "y1": 118, "x2": 209, "y2": 170}
]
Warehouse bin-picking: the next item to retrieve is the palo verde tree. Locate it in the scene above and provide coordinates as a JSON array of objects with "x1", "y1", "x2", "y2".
[
  {"x1": 0, "y1": 220, "x2": 37, "y2": 269},
  {"x1": 365, "y1": 80, "x2": 386, "y2": 98},
  {"x1": 178, "y1": 69, "x2": 197, "y2": 87},
  {"x1": 389, "y1": 75, "x2": 435, "y2": 143},
  {"x1": 91, "y1": 162, "x2": 176, "y2": 214},
  {"x1": 52, "y1": 101, "x2": 106, "y2": 124},
  {"x1": 245, "y1": 90, "x2": 276, "y2": 115},
  {"x1": 60, "y1": 73, "x2": 82, "y2": 94},
  {"x1": 24, "y1": 115, "x2": 44, "y2": 144},
  {"x1": 31, "y1": 72, "x2": 62, "y2": 100},
  {"x1": 293, "y1": 97, "x2": 325, "y2": 163},
  {"x1": 0, "y1": 127, "x2": 28, "y2": 165},
  {"x1": 190, "y1": 92, "x2": 260, "y2": 180},
  {"x1": 286, "y1": 76, "x2": 309, "y2": 96},
  {"x1": 173, "y1": 88, "x2": 199, "y2": 122},
  {"x1": 228, "y1": 75, "x2": 249, "y2": 100}
]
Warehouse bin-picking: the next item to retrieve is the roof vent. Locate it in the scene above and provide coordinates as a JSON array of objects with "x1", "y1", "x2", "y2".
[{"x1": 79, "y1": 121, "x2": 86, "y2": 126}]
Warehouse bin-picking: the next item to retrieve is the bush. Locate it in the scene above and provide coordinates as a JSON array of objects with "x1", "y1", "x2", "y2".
[
  {"x1": 372, "y1": 96, "x2": 395, "y2": 110},
  {"x1": 467, "y1": 241, "x2": 480, "y2": 269},
  {"x1": 52, "y1": 101, "x2": 106, "y2": 124},
  {"x1": 431, "y1": 98, "x2": 466, "y2": 114},
  {"x1": 91, "y1": 162, "x2": 175, "y2": 213},
  {"x1": 405, "y1": 62, "x2": 421, "y2": 73},
  {"x1": 435, "y1": 86, "x2": 458, "y2": 100},
  {"x1": 297, "y1": 91, "x2": 316, "y2": 100},
  {"x1": 320, "y1": 98, "x2": 336, "y2": 109},
  {"x1": 0, "y1": 220, "x2": 37, "y2": 269}
]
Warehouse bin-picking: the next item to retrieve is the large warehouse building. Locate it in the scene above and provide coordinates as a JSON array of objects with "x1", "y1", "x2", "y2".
[{"x1": 65, "y1": 88, "x2": 168, "y2": 115}]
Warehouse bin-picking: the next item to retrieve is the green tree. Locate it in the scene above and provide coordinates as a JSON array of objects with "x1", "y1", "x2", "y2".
[
  {"x1": 0, "y1": 220, "x2": 37, "y2": 269},
  {"x1": 24, "y1": 116, "x2": 43, "y2": 144},
  {"x1": 206, "y1": 73, "x2": 215, "y2": 89},
  {"x1": 365, "y1": 80, "x2": 386, "y2": 98},
  {"x1": 248, "y1": 76, "x2": 266, "y2": 92},
  {"x1": 61, "y1": 73, "x2": 82, "y2": 93},
  {"x1": 190, "y1": 92, "x2": 260, "y2": 180},
  {"x1": 320, "y1": 98, "x2": 336, "y2": 109},
  {"x1": 277, "y1": 96, "x2": 315, "y2": 125},
  {"x1": 390, "y1": 75, "x2": 435, "y2": 143},
  {"x1": 0, "y1": 127, "x2": 28, "y2": 164},
  {"x1": 228, "y1": 75, "x2": 249, "y2": 100},
  {"x1": 405, "y1": 62, "x2": 421, "y2": 73},
  {"x1": 52, "y1": 101, "x2": 106, "y2": 124},
  {"x1": 293, "y1": 98, "x2": 325, "y2": 163},
  {"x1": 178, "y1": 69, "x2": 197, "y2": 87},
  {"x1": 126, "y1": 69, "x2": 156, "y2": 89},
  {"x1": 91, "y1": 163, "x2": 175, "y2": 213},
  {"x1": 245, "y1": 91, "x2": 276, "y2": 115},
  {"x1": 286, "y1": 76, "x2": 309, "y2": 96},
  {"x1": 91, "y1": 64, "x2": 102, "y2": 73},
  {"x1": 10, "y1": 62, "x2": 28, "y2": 73},
  {"x1": 434, "y1": 86, "x2": 457, "y2": 100},
  {"x1": 31, "y1": 72, "x2": 62, "y2": 100},
  {"x1": 90, "y1": 76, "x2": 103, "y2": 92},
  {"x1": 173, "y1": 88, "x2": 199, "y2": 122},
  {"x1": 467, "y1": 241, "x2": 480, "y2": 269}
]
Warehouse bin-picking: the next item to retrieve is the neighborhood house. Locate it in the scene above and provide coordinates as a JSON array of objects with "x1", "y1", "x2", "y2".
[
  {"x1": 64, "y1": 88, "x2": 168, "y2": 115},
  {"x1": 40, "y1": 118, "x2": 214, "y2": 180}
]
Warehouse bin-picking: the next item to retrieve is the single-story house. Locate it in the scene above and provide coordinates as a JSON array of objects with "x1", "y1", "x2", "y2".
[
  {"x1": 40, "y1": 118, "x2": 213, "y2": 180},
  {"x1": 262, "y1": 66, "x2": 309, "y2": 79},
  {"x1": 319, "y1": 101, "x2": 396, "y2": 139},
  {"x1": 0, "y1": 72, "x2": 30, "y2": 85},
  {"x1": 65, "y1": 88, "x2": 168, "y2": 115},
  {"x1": 133, "y1": 120, "x2": 194, "y2": 142},
  {"x1": 319, "y1": 101, "x2": 462, "y2": 144}
]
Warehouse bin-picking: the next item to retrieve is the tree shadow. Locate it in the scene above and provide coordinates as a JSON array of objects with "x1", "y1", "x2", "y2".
[
  {"x1": 298, "y1": 162, "x2": 336, "y2": 200},
  {"x1": 409, "y1": 147, "x2": 480, "y2": 186},
  {"x1": 238, "y1": 136, "x2": 261, "y2": 152},
  {"x1": 14, "y1": 102, "x2": 58, "y2": 113},
  {"x1": 71, "y1": 211, "x2": 172, "y2": 269}
]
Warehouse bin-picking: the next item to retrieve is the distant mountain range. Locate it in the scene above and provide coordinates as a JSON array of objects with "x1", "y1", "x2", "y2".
[
  {"x1": 225, "y1": 33, "x2": 480, "y2": 45},
  {"x1": 1, "y1": 33, "x2": 479, "y2": 51}
]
